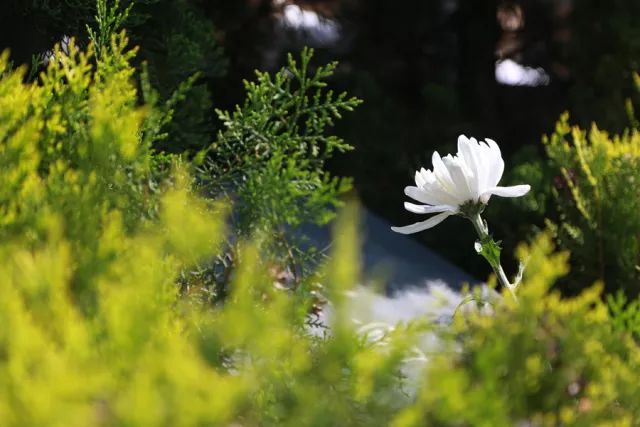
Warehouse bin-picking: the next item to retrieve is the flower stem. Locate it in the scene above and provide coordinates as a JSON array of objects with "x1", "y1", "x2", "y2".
[{"x1": 469, "y1": 213, "x2": 519, "y2": 303}]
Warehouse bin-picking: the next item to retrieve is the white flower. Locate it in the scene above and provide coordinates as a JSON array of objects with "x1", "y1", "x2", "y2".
[{"x1": 391, "y1": 135, "x2": 530, "y2": 234}]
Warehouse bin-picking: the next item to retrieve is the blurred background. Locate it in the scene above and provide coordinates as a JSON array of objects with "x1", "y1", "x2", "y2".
[{"x1": 2, "y1": 0, "x2": 639, "y2": 280}]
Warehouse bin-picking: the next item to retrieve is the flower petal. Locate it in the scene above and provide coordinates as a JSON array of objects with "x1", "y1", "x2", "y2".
[
  {"x1": 390, "y1": 211, "x2": 453, "y2": 234},
  {"x1": 442, "y1": 155, "x2": 473, "y2": 201},
  {"x1": 418, "y1": 167, "x2": 434, "y2": 186},
  {"x1": 474, "y1": 141, "x2": 492, "y2": 188},
  {"x1": 404, "y1": 202, "x2": 456, "y2": 214},
  {"x1": 432, "y1": 151, "x2": 455, "y2": 191},
  {"x1": 404, "y1": 186, "x2": 430, "y2": 204},
  {"x1": 484, "y1": 138, "x2": 505, "y2": 187},
  {"x1": 405, "y1": 185, "x2": 458, "y2": 207},
  {"x1": 458, "y1": 135, "x2": 482, "y2": 196},
  {"x1": 480, "y1": 184, "x2": 531, "y2": 202}
]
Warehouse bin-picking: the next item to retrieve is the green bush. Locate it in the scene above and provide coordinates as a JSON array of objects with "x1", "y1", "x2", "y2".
[
  {"x1": 196, "y1": 48, "x2": 360, "y2": 298},
  {"x1": 0, "y1": 33, "x2": 164, "y2": 307},
  {"x1": 505, "y1": 110, "x2": 640, "y2": 296},
  {"x1": 25, "y1": 0, "x2": 359, "y2": 304},
  {"x1": 0, "y1": 36, "x2": 417, "y2": 425},
  {"x1": 3, "y1": 4, "x2": 640, "y2": 426},
  {"x1": 543, "y1": 113, "x2": 640, "y2": 296},
  {"x1": 394, "y1": 233, "x2": 640, "y2": 426},
  {"x1": 0, "y1": 24, "x2": 414, "y2": 426},
  {"x1": 9, "y1": 0, "x2": 227, "y2": 154}
]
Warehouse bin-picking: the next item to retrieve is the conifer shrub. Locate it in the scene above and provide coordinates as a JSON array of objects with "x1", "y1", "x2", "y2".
[
  {"x1": 8, "y1": 0, "x2": 227, "y2": 154},
  {"x1": 3, "y1": 3, "x2": 640, "y2": 425},
  {"x1": 502, "y1": 107, "x2": 640, "y2": 296},
  {"x1": 194, "y1": 47, "x2": 361, "y2": 301},
  {"x1": 543, "y1": 112, "x2": 640, "y2": 296},
  {"x1": 0, "y1": 33, "x2": 164, "y2": 307},
  {"x1": 392, "y1": 234, "x2": 640, "y2": 426},
  {"x1": 0, "y1": 35, "x2": 419, "y2": 422},
  {"x1": 0, "y1": 20, "x2": 415, "y2": 426}
]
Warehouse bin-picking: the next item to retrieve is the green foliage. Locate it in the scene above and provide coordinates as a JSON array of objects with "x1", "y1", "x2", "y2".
[
  {"x1": 4, "y1": 22, "x2": 640, "y2": 426},
  {"x1": 540, "y1": 113, "x2": 640, "y2": 295},
  {"x1": 394, "y1": 234, "x2": 640, "y2": 426},
  {"x1": 0, "y1": 38, "x2": 417, "y2": 423},
  {"x1": 607, "y1": 291, "x2": 640, "y2": 341},
  {"x1": 23, "y1": 0, "x2": 157, "y2": 29},
  {"x1": 14, "y1": 0, "x2": 227, "y2": 154},
  {"x1": 495, "y1": 97, "x2": 640, "y2": 296},
  {"x1": 136, "y1": 0, "x2": 228, "y2": 153},
  {"x1": 195, "y1": 48, "x2": 360, "y2": 295},
  {"x1": 0, "y1": 33, "x2": 166, "y2": 308},
  {"x1": 0, "y1": 29, "x2": 383, "y2": 425},
  {"x1": 475, "y1": 236, "x2": 503, "y2": 274},
  {"x1": 205, "y1": 47, "x2": 359, "y2": 232},
  {"x1": 87, "y1": 0, "x2": 134, "y2": 58}
]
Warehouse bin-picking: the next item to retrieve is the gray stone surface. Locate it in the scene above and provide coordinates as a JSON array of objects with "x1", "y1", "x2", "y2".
[{"x1": 301, "y1": 208, "x2": 476, "y2": 293}]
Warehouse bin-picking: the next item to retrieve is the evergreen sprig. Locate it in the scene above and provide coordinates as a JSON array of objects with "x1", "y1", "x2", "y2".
[
  {"x1": 203, "y1": 47, "x2": 361, "y2": 233},
  {"x1": 190, "y1": 47, "x2": 360, "y2": 299}
]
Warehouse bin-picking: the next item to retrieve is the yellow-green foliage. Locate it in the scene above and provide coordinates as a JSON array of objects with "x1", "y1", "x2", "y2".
[
  {"x1": 0, "y1": 33, "x2": 421, "y2": 426},
  {"x1": 392, "y1": 234, "x2": 640, "y2": 426},
  {"x1": 543, "y1": 112, "x2": 640, "y2": 294},
  {"x1": 3, "y1": 27, "x2": 640, "y2": 427},
  {"x1": 0, "y1": 34, "x2": 163, "y2": 306}
]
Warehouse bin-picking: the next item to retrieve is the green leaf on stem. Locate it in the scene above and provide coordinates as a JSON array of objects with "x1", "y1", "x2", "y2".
[{"x1": 475, "y1": 236, "x2": 503, "y2": 272}]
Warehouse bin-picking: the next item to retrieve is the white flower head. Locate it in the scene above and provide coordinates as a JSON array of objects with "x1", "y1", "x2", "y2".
[{"x1": 391, "y1": 135, "x2": 530, "y2": 234}]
